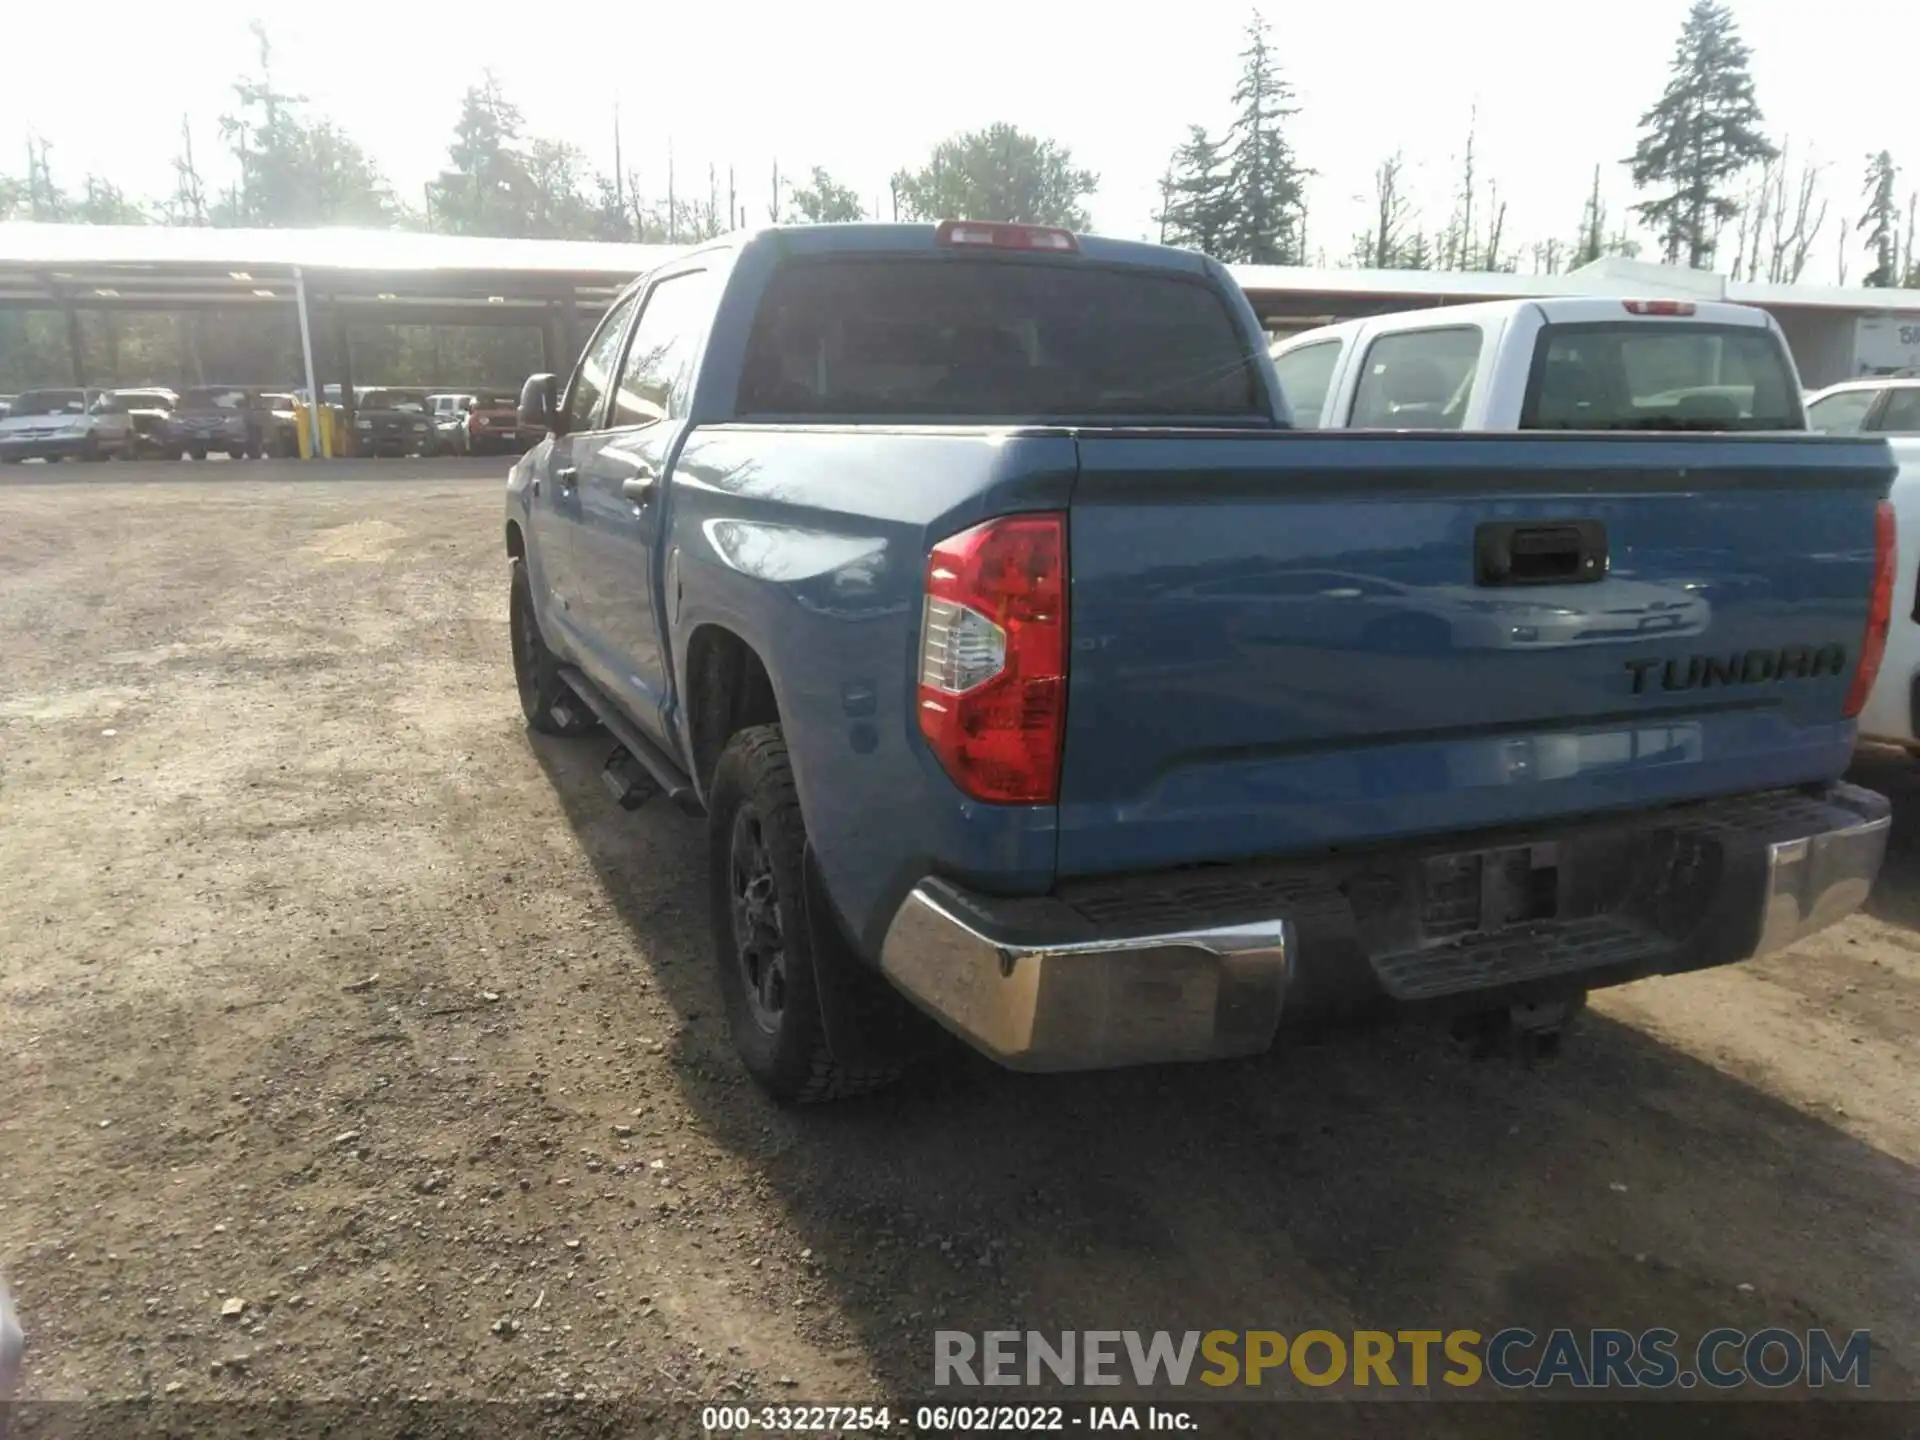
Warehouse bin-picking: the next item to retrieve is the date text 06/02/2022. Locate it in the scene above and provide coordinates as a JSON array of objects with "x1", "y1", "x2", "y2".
[{"x1": 701, "y1": 1404, "x2": 1196, "y2": 1433}]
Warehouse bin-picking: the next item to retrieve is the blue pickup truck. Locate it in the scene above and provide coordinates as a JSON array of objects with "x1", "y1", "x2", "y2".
[{"x1": 505, "y1": 220, "x2": 1897, "y2": 1102}]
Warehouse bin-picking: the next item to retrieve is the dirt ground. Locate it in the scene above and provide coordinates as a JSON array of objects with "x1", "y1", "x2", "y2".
[{"x1": 1, "y1": 463, "x2": 1915, "y2": 1436}]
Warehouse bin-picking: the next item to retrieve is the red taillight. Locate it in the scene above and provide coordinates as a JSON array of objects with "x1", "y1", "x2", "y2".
[
  {"x1": 917, "y1": 513, "x2": 1068, "y2": 804},
  {"x1": 1844, "y1": 500, "x2": 1896, "y2": 719},
  {"x1": 1622, "y1": 299, "x2": 1697, "y2": 316},
  {"x1": 935, "y1": 219, "x2": 1079, "y2": 253}
]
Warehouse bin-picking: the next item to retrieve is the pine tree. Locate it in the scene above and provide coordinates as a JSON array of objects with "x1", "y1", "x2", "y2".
[
  {"x1": 215, "y1": 22, "x2": 393, "y2": 227},
  {"x1": 1157, "y1": 126, "x2": 1233, "y2": 256},
  {"x1": 1628, "y1": 0, "x2": 1776, "y2": 268},
  {"x1": 430, "y1": 72, "x2": 532, "y2": 236},
  {"x1": 1859, "y1": 151, "x2": 1900, "y2": 287},
  {"x1": 1218, "y1": 14, "x2": 1305, "y2": 264}
]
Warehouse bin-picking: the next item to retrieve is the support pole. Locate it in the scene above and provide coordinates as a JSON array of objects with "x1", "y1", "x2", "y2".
[
  {"x1": 294, "y1": 266, "x2": 322, "y2": 459},
  {"x1": 65, "y1": 305, "x2": 84, "y2": 385}
]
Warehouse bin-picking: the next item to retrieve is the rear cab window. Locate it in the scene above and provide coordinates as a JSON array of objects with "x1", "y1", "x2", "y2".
[
  {"x1": 1521, "y1": 323, "x2": 1802, "y2": 431},
  {"x1": 183, "y1": 388, "x2": 250, "y2": 410},
  {"x1": 735, "y1": 257, "x2": 1269, "y2": 422},
  {"x1": 1350, "y1": 327, "x2": 1483, "y2": 429},
  {"x1": 1807, "y1": 388, "x2": 1880, "y2": 434},
  {"x1": 1873, "y1": 387, "x2": 1920, "y2": 433},
  {"x1": 1271, "y1": 339, "x2": 1342, "y2": 428}
]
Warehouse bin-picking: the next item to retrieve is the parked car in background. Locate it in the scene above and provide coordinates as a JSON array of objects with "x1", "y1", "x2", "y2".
[
  {"x1": 462, "y1": 387, "x2": 537, "y2": 455},
  {"x1": 1805, "y1": 377, "x2": 1920, "y2": 436},
  {"x1": 0, "y1": 387, "x2": 140, "y2": 461},
  {"x1": 258, "y1": 393, "x2": 301, "y2": 456},
  {"x1": 429, "y1": 392, "x2": 477, "y2": 455},
  {"x1": 112, "y1": 387, "x2": 179, "y2": 457},
  {"x1": 1270, "y1": 297, "x2": 1806, "y2": 432},
  {"x1": 352, "y1": 387, "x2": 439, "y2": 457},
  {"x1": 166, "y1": 385, "x2": 281, "y2": 459}
]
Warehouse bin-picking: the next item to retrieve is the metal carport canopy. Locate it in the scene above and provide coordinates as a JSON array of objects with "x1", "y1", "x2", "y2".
[
  {"x1": 0, "y1": 223, "x2": 688, "y2": 449},
  {"x1": 0, "y1": 222, "x2": 682, "y2": 314}
]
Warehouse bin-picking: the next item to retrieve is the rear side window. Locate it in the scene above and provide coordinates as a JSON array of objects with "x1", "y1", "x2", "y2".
[
  {"x1": 610, "y1": 270, "x2": 718, "y2": 427},
  {"x1": 183, "y1": 388, "x2": 248, "y2": 409},
  {"x1": 1874, "y1": 387, "x2": 1920, "y2": 433},
  {"x1": 1271, "y1": 340, "x2": 1341, "y2": 428},
  {"x1": 1807, "y1": 389, "x2": 1880, "y2": 434},
  {"x1": 1350, "y1": 327, "x2": 1481, "y2": 430},
  {"x1": 736, "y1": 257, "x2": 1266, "y2": 421},
  {"x1": 1522, "y1": 323, "x2": 1801, "y2": 431},
  {"x1": 566, "y1": 289, "x2": 642, "y2": 432}
]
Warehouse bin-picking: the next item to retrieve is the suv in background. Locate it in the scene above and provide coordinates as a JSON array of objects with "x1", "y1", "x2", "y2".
[
  {"x1": 351, "y1": 387, "x2": 439, "y2": 457},
  {"x1": 429, "y1": 392, "x2": 477, "y2": 455},
  {"x1": 166, "y1": 386, "x2": 278, "y2": 460},
  {"x1": 112, "y1": 387, "x2": 179, "y2": 457},
  {"x1": 257, "y1": 394, "x2": 301, "y2": 457},
  {"x1": 461, "y1": 387, "x2": 536, "y2": 455},
  {"x1": 1805, "y1": 377, "x2": 1920, "y2": 436}
]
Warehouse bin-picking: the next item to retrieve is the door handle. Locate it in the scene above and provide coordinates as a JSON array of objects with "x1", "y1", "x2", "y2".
[
  {"x1": 1475, "y1": 519, "x2": 1608, "y2": 586},
  {"x1": 554, "y1": 464, "x2": 578, "y2": 490},
  {"x1": 622, "y1": 469, "x2": 657, "y2": 505}
]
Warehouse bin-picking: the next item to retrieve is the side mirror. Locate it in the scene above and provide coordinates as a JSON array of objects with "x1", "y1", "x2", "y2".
[{"x1": 519, "y1": 373, "x2": 561, "y2": 434}]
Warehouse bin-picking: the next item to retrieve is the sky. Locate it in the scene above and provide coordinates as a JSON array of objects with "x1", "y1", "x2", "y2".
[{"x1": 1, "y1": 0, "x2": 1914, "y2": 283}]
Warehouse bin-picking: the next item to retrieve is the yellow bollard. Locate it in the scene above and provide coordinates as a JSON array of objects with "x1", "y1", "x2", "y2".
[{"x1": 293, "y1": 401, "x2": 342, "y2": 458}]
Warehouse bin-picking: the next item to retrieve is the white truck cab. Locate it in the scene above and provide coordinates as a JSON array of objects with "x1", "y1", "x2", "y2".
[
  {"x1": 1804, "y1": 376, "x2": 1920, "y2": 437},
  {"x1": 1270, "y1": 296, "x2": 1807, "y2": 433}
]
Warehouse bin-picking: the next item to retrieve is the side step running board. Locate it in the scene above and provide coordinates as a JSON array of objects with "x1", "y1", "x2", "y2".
[{"x1": 556, "y1": 665, "x2": 702, "y2": 815}]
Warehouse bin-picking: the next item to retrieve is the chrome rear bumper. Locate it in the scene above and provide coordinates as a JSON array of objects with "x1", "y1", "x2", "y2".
[
  {"x1": 1751, "y1": 782, "x2": 1889, "y2": 955},
  {"x1": 877, "y1": 783, "x2": 1889, "y2": 1073},
  {"x1": 880, "y1": 883, "x2": 1290, "y2": 1072}
]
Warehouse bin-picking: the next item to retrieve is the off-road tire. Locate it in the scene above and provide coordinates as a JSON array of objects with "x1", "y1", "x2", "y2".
[
  {"x1": 508, "y1": 557, "x2": 601, "y2": 737},
  {"x1": 708, "y1": 725, "x2": 902, "y2": 1104}
]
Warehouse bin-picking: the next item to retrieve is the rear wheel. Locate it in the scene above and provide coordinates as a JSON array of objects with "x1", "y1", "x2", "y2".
[
  {"x1": 708, "y1": 726, "x2": 902, "y2": 1104},
  {"x1": 508, "y1": 558, "x2": 601, "y2": 737}
]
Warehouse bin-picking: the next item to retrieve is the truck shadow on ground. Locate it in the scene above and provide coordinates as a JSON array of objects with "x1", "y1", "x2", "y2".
[
  {"x1": 533, "y1": 738, "x2": 1918, "y2": 1439},
  {"x1": 1850, "y1": 745, "x2": 1920, "y2": 931}
]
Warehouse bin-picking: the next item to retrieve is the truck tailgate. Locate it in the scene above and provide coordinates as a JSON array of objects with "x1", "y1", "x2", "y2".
[{"x1": 1058, "y1": 431, "x2": 1894, "y2": 876}]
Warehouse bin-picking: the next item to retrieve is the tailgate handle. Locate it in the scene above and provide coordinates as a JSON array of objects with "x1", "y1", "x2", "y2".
[{"x1": 1475, "y1": 520, "x2": 1608, "y2": 587}]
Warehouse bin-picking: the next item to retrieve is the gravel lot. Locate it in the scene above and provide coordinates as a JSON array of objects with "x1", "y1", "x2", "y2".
[{"x1": 1, "y1": 462, "x2": 1915, "y2": 1436}]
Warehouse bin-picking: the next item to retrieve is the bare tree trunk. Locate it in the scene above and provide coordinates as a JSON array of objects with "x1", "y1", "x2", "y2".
[
  {"x1": 1902, "y1": 191, "x2": 1917, "y2": 284},
  {"x1": 1483, "y1": 184, "x2": 1506, "y2": 272}
]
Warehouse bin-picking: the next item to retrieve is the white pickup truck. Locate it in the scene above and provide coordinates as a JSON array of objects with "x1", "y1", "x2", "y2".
[
  {"x1": 1856, "y1": 436, "x2": 1920, "y2": 753},
  {"x1": 1269, "y1": 296, "x2": 1807, "y2": 433}
]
